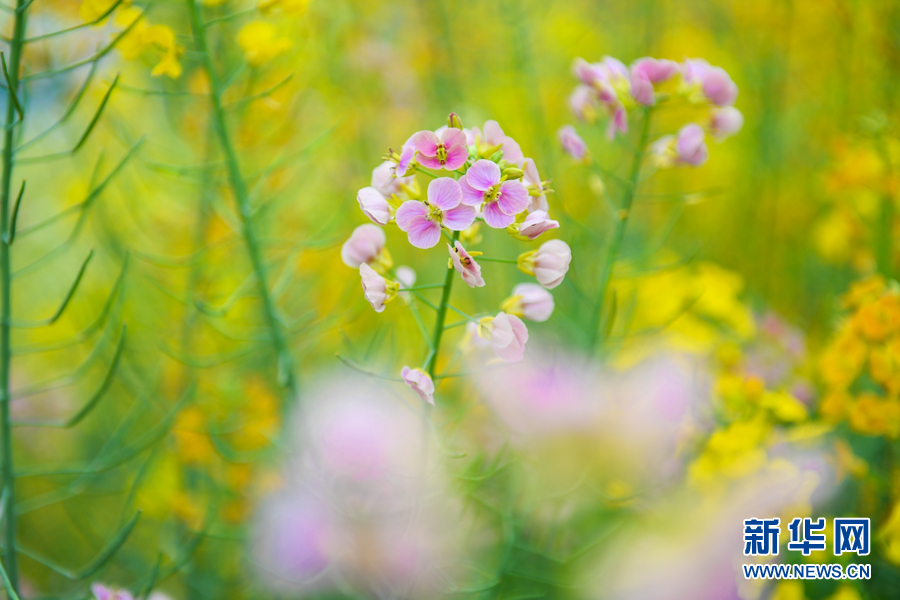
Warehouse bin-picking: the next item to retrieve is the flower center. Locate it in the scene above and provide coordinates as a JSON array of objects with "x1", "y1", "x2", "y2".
[
  {"x1": 436, "y1": 144, "x2": 448, "y2": 164},
  {"x1": 485, "y1": 184, "x2": 501, "y2": 203}
]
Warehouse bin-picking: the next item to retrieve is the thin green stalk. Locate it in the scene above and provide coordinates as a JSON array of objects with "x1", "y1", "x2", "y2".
[
  {"x1": 588, "y1": 107, "x2": 653, "y2": 353},
  {"x1": 876, "y1": 136, "x2": 894, "y2": 279},
  {"x1": 0, "y1": 0, "x2": 26, "y2": 592},
  {"x1": 186, "y1": 0, "x2": 297, "y2": 396},
  {"x1": 426, "y1": 230, "x2": 460, "y2": 379}
]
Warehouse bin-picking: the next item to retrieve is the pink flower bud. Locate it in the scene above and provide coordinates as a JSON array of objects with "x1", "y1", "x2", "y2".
[
  {"x1": 341, "y1": 224, "x2": 386, "y2": 268},
  {"x1": 630, "y1": 71, "x2": 655, "y2": 106},
  {"x1": 371, "y1": 161, "x2": 413, "y2": 197},
  {"x1": 519, "y1": 240, "x2": 571, "y2": 289},
  {"x1": 448, "y1": 241, "x2": 485, "y2": 288},
  {"x1": 710, "y1": 107, "x2": 744, "y2": 139},
  {"x1": 675, "y1": 124, "x2": 709, "y2": 167},
  {"x1": 401, "y1": 366, "x2": 435, "y2": 405},
  {"x1": 557, "y1": 125, "x2": 587, "y2": 160},
  {"x1": 357, "y1": 187, "x2": 391, "y2": 225},
  {"x1": 701, "y1": 66, "x2": 738, "y2": 106},
  {"x1": 631, "y1": 57, "x2": 678, "y2": 83},
  {"x1": 515, "y1": 210, "x2": 559, "y2": 240},
  {"x1": 359, "y1": 263, "x2": 397, "y2": 313},
  {"x1": 478, "y1": 312, "x2": 529, "y2": 363},
  {"x1": 502, "y1": 283, "x2": 555, "y2": 322}
]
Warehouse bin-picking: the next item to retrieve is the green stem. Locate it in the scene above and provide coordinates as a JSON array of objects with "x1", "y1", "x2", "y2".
[
  {"x1": 0, "y1": 0, "x2": 25, "y2": 592},
  {"x1": 876, "y1": 136, "x2": 894, "y2": 279},
  {"x1": 426, "y1": 230, "x2": 460, "y2": 379},
  {"x1": 588, "y1": 107, "x2": 653, "y2": 353},
  {"x1": 187, "y1": 0, "x2": 296, "y2": 395},
  {"x1": 477, "y1": 256, "x2": 518, "y2": 264}
]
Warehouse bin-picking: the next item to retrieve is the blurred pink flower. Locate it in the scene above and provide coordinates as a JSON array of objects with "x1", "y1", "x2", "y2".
[
  {"x1": 514, "y1": 210, "x2": 559, "y2": 240},
  {"x1": 412, "y1": 128, "x2": 468, "y2": 171},
  {"x1": 558, "y1": 125, "x2": 587, "y2": 160},
  {"x1": 395, "y1": 178, "x2": 475, "y2": 248},
  {"x1": 631, "y1": 57, "x2": 678, "y2": 83},
  {"x1": 479, "y1": 312, "x2": 529, "y2": 362},
  {"x1": 341, "y1": 224, "x2": 386, "y2": 268},
  {"x1": 359, "y1": 263, "x2": 396, "y2": 313},
  {"x1": 459, "y1": 160, "x2": 529, "y2": 228},
  {"x1": 504, "y1": 283, "x2": 554, "y2": 322},
  {"x1": 569, "y1": 84, "x2": 598, "y2": 121},
  {"x1": 371, "y1": 160, "x2": 414, "y2": 196},
  {"x1": 395, "y1": 135, "x2": 417, "y2": 176},
  {"x1": 356, "y1": 187, "x2": 391, "y2": 225},
  {"x1": 448, "y1": 241, "x2": 485, "y2": 288},
  {"x1": 252, "y1": 492, "x2": 332, "y2": 591},
  {"x1": 710, "y1": 107, "x2": 744, "y2": 140},
  {"x1": 522, "y1": 158, "x2": 549, "y2": 213},
  {"x1": 682, "y1": 58, "x2": 738, "y2": 106},
  {"x1": 521, "y1": 239, "x2": 571, "y2": 289},
  {"x1": 472, "y1": 120, "x2": 524, "y2": 165},
  {"x1": 91, "y1": 584, "x2": 134, "y2": 600},
  {"x1": 630, "y1": 70, "x2": 656, "y2": 106},
  {"x1": 676, "y1": 124, "x2": 709, "y2": 166},
  {"x1": 401, "y1": 366, "x2": 435, "y2": 405}
]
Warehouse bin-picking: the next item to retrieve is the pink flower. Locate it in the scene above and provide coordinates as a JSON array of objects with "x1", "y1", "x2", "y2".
[
  {"x1": 557, "y1": 125, "x2": 587, "y2": 160},
  {"x1": 519, "y1": 239, "x2": 571, "y2": 289},
  {"x1": 522, "y1": 158, "x2": 549, "y2": 213},
  {"x1": 681, "y1": 59, "x2": 738, "y2": 106},
  {"x1": 395, "y1": 265, "x2": 415, "y2": 302},
  {"x1": 360, "y1": 263, "x2": 398, "y2": 313},
  {"x1": 252, "y1": 492, "x2": 332, "y2": 590},
  {"x1": 608, "y1": 106, "x2": 628, "y2": 139},
  {"x1": 569, "y1": 85, "x2": 598, "y2": 121},
  {"x1": 357, "y1": 187, "x2": 391, "y2": 225},
  {"x1": 513, "y1": 210, "x2": 558, "y2": 240},
  {"x1": 630, "y1": 70, "x2": 655, "y2": 106},
  {"x1": 448, "y1": 241, "x2": 485, "y2": 288},
  {"x1": 401, "y1": 366, "x2": 435, "y2": 405},
  {"x1": 631, "y1": 57, "x2": 678, "y2": 83},
  {"x1": 477, "y1": 312, "x2": 529, "y2": 362},
  {"x1": 91, "y1": 585, "x2": 134, "y2": 600},
  {"x1": 472, "y1": 121, "x2": 524, "y2": 164},
  {"x1": 395, "y1": 177, "x2": 475, "y2": 248},
  {"x1": 341, "y1": 224, "x2": 386, "y2": 268},
  {"x1": 412, "y1": 128, "x2": 468, "y2": 171},
  {"x1": 710, "y1": 107, "x2": 743, "y2": 140},
  {"x1": 371, "y1": 161, "x2": 414, "y2": 196},
  {"x1": 459, "y1": 160, "x2": 529, "y2": 228},
  {"x1": 502, "y1": 283, "x2": 554, "y2": 322},
  {"x1": 395, "y1": 135, "x2": 417, "y2": 176},
  {"x1": 675, "y1": 124, "x2": 708, "y2": 166}
]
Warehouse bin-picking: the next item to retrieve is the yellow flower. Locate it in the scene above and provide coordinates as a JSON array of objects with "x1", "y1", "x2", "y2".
[
  {"x1": 237, "y1": 21, "x2": 292, "y2": 67},
  {"x1": 260, "y1": 0, "x2": 311, "y2": 17},
  {"x1": 79, "y1": 0, "x2": 118, "y2": 23},
  {"x1": 152, "y1": 47, "x2": 184, "y2": 78},
  {"x1": 847, "y1": 393, "x2": 900, "y2": 438},
  {"x1": 853, "y1": 294, "x2": 900, "y2": 342},
  {"x1": 819, "y1": 332, "x2": 866, "y2": 390},
  {"x1": 819, "y1": 390, "x2": 851, "y2": 423},
  {"x1": 841, "y1": 275, "x2": 885, "y2": 310},
  {"x1": 760, "y1": 390, "x2": 808, "y2": 422},
  {"x1": 172, "y1": 407, "x2": 215, "y2": 465}
]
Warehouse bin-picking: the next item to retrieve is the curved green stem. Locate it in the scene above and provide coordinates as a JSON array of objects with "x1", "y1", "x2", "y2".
[
  {"x1": 0, "y1": 0, "x2": 26, "y2": 592},
  {"x1": 426, "y1": 230, "x2": 460, "y2": 379},
  {"x1": 187, "y1": 0, "x2": 297, "y2": 395},
  {"x1": 588, "y1": 106, "x2": 653, "y2": 354}
]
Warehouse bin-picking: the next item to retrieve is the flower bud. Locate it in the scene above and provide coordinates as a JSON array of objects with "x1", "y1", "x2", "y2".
[
  {"x1": 401, "y1": 366, "x2": 435, "y2": 405},
  {"x1": 508, "y1": 210, "x2": 559, "y2": 241},
  {"x1": 357, "y1": 187, "x2": 391, "y2": 225},
  {"x1": 359, "y1": 263, "x2": 399, "y2": 313},
  {"x1": 709, "y1": 107, "x2": 743, "y2": 140},
  {"x1": 518, "y1": 239, "x2": 571, "y2": 289},
  {"x1": 501, "y1": 167, "x2": 525, "y2": 180},
  {"x1": 476, "y1": 312, "x2": 529, "y2": 363},
  {"x1": 447, "y1": 112, "x2": 464, "y2": 130},
  {"x1": 501, "y1": 283, "x2": 554, "y2": 322},
  {"x1": 557, "y1": 125, "x2": 587, "y2": 160}
]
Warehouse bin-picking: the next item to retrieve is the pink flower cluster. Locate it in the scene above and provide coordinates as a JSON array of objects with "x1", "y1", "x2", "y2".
[
  {"x1": 252, "y1": 377, "x2": 460, "y2": 596},
  {"x1": 563, "y1": 55, "x2": 743, "y2": 167},
  {"x1": 342, "y1": 114, "x2": 574, "y2": 405}
]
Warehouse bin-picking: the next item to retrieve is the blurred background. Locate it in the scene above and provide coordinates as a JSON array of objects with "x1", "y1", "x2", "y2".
[{"x1": 3, "y1": 0, "x2": 900, "y2": 598}]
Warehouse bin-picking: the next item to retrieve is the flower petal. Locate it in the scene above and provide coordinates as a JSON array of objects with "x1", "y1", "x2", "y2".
[
  {"x1": 441, "y1": 127, "x2": 466, "y2": 148},
  {"x1": 443, "y1": 204, "x2": 476, "y2": 231},
  {"x1": 483, "y1": 120, "x2": 504, "y2": 146},
  {"x1": 483, "y1": 201, "x2": 516, "y2": 228},
  {"x1": 406, "y1": 217, "x2": 441, "y2": 249},
  {"x1": 443, "y1": 144, "x2": 469, "y2": 170},
  {"x1": 497, "y1": 180, "x2": 530, "y2": 216},
  {"x1": 412, "y1": 130, "x2": 439, "y2": 156},
  {"x1": 459, "y1": 175, "x2": 486, "y2": 207},
  {"x1": 427, "y1": 177, "x2": 462, "y2": 210},
  {"x1": 394, "y1": 200, "x2": 429, "y2": 232},
  {"x1": 465, "y1": 160, "x2": 501, "y2": 191}
]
